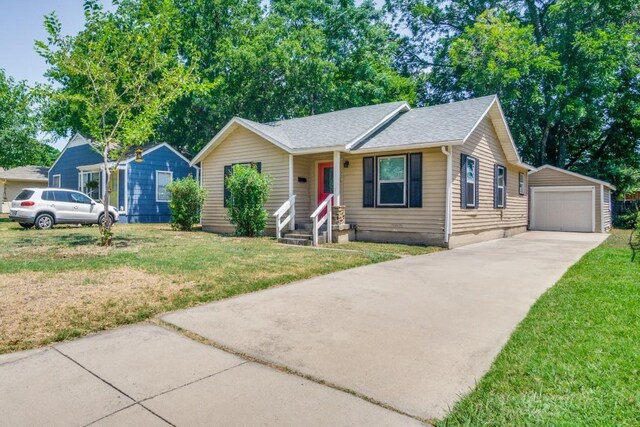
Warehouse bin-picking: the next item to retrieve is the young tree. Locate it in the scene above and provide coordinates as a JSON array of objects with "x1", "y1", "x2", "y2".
[
  {"x1": 36, "y1": 0, "x2": 195, "y2": 245},
  {"x1": 0, "y1": 69, "x2": 59, "y2": 168}
]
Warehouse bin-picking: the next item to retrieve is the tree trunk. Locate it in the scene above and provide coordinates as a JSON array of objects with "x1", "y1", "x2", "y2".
[{"x1": 99, "y1": 148, "x2": 113, "y2": 246}]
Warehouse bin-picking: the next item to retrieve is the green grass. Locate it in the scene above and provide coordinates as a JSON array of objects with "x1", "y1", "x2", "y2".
[
  {"x1": 324, "y1": 240, "x2": 443, "y2": 256},
  {"x1": 440, "y1": 229, "x2": 640, "y2": 426},
  {"x1": 0, "y1": 220, "x2": 437, "y2": 353}
]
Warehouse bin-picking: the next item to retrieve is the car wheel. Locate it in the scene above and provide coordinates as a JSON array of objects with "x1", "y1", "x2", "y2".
[
  {"x1": 98, "y1": 213, "x2": 115, "y2": 227},
  {"x1": 35, "y1": 214, "x2": 54, "y2": 230},
  {"x1": 19, "y1": 223, "x2": 34, "y2": 229}
]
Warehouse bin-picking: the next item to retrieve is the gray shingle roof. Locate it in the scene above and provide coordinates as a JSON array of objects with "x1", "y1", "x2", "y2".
[
  {"x1": 0, "y1": 166, "x2": 49, "y2": 182},
  {"x1": 353, "y1": 95, "x2": 496, "y2": 150},
  {"x1": 240, "y1": 101, "x2": 409, "y2": 150}
]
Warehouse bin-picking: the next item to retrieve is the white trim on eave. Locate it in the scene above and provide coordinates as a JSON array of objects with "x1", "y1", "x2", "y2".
[
  {"x1": 345, "y1": 103, "x2": 411, "y2": 150},
  {"x1": 123, "y1": 142, "x2": 194, "y2": 166},
  {"x1": 48, "y1": 133, "x2": 95, "y2": 175}
]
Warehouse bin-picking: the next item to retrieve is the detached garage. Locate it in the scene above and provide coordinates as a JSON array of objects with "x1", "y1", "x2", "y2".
[{"x1": 528, "y1": 165, "x2": 615, "y2": 233}]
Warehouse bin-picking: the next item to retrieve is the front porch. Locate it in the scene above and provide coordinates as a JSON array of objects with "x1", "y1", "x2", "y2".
[{"x1": 273, "y1": 151, "x2": 353, "y2": 246}]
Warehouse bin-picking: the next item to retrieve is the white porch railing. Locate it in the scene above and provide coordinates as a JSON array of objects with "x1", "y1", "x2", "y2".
[
  {"x1": 310, "y1": 194, "x2": 333, "y2": 246},
  {"x1": 274, "y1": 195, "x2": 296, "y2": 238}
]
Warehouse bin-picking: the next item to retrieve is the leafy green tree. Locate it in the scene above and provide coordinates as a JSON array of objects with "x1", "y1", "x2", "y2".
[
  {"x1": 157, "y1": 0, "x2": 416, "y2": 155},
  {"x1": 166, "y1": 175, "x2": 206, "y2": 231},
  {"x1": 226, "y1": 164, "x2": 272, "y2": 237},
  {"x1": 0, "y1": 69, "x2": 59, "y2": 168},
  {"x1": 37, "y1": 0, "x2": 196, "y2": 245},
  {"x1": 388, "y1": 0, "x2": 640, "y2": 189}
]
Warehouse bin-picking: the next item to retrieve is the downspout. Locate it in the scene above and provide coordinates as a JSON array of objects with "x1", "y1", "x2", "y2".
[{"x1": 441, "y1": 146, "x2": 453, "y2": 245}]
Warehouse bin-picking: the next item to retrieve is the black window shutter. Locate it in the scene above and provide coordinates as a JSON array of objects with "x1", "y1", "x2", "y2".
[
  {"x1": 474, "y1": 159, "x2": 480, "y2": 209},
  {"x1": 409, "y1": 153, "x2": 422, "y2": 207},
  {"x1": 460, "y1": 154, "x2": 467, "y2": 208},
  {"x1": 493, "y1": 164, "x2": 499, "y2": 209},
  {"x1": 255, "y1": 162, "x2": 262, "y2": 173},
  {"x1": 223, "y1": 165, "x2": 232, "y2": 207},
  {"x1": 503, "y1": 167, "x2": 507, "y2": 208},
  {"x1": 363, "y1": 157, "x2": 375, "y2": 208}
]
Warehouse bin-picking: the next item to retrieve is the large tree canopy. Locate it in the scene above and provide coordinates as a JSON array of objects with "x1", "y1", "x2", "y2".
[
  {"x1": 388, "y1": 0, "x2": 640, "y2": 191},
  {"x1": 157, "y1": 0, "x2": 416, "y2": 155},
  {"x1": 0, "y1": 69, "x2": 58, "y2": 169}
]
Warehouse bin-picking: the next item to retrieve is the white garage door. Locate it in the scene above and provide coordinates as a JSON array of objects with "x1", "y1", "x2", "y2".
[{"x1": 531, "y1": 186, "x2": 594, "y2": 232}]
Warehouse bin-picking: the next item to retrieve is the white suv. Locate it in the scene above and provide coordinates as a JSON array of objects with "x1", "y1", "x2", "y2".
[{"x1": 9, "y1": 188, "x2": 119, "y2": 229}]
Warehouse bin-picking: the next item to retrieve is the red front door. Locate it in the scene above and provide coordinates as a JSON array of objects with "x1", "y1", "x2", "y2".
[{"x1": 317, "y1": 162, "x2": 334, "y2": 217}]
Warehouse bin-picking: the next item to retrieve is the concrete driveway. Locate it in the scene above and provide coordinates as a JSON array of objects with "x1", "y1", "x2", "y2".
[{"x1": 163, "y1": 231, "x2": 607, "y2": 420}]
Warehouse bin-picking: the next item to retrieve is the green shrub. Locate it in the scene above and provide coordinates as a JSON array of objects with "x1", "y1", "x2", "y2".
[
  {"x1": 226, "y1": 164, "x2": 272, "y2": 236},
  {"x1": 166, "y1": 175, "x2": 206, "y2": 231},
  {"x1": 614, "y1": 208, "x2": 640, "y2": 229}
]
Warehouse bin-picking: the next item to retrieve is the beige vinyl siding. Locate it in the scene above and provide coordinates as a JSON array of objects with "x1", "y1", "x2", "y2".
[
  {"x1": 341, "y1": 148, "x2": 446, "y2": 243},
  {"x1": 528, "y1": 167, "x2": 602, "y2": 231},
  {"x1": 1, "y1": 180, "x2": 48, "y2": 213},
  {"x1": 451, "y1": 117, "x2": 528, "y2": 235},
  {"x1": 602, "y1": 187, "x2": 611, "y2": 231},
  {"x1": 200, "y1": 126, "x2": 289, "y2": 233}
]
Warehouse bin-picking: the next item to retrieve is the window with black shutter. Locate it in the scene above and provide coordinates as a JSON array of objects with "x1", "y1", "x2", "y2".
[
  {"x1": 461, "y1": 154, "x2": 479, "y2": 208},
  {"x1": 409, "y1": 153, "x2": 422, "y2": 208},
  {"x1": 494, "y1": 164, "x2": 506, "y2": 208},
  {"x1": 363, "y1": 153, "x2": 422, "y2": 208}
]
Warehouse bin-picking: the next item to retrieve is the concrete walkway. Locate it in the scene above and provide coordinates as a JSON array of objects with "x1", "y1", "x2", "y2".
[
  {"x1": 0, "y1": 232, "x2": 605, "y2": 425},
  {"x1": 162, "y1": 231, "x2": 606, "y2": 420}
]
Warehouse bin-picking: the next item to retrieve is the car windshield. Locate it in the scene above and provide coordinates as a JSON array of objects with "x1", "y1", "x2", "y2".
[{"x1": 15, "y1": 190, "x2": 34, "y2": 200}]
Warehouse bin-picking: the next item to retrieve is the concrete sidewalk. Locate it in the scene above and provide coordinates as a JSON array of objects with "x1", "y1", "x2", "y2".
[
  {"x1": 0, "y1": 324, "x2": 423, "y2": 426},
  {"x1": 162, "y1": 231, "x2": 607, "y2": 420}
]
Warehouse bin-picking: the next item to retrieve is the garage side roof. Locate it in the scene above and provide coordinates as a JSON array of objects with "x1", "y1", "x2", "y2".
[{"x1": 530, "y1": 165, "x2": 616, "y2": 190}]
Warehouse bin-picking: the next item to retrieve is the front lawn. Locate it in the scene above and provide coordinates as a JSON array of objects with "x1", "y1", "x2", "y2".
[
  {"x1": 441, "y1": 229, "x2": 640, "y2": 426},
  {"x1": 0, "y1": 220, "x2": 434, "y2": 354}
]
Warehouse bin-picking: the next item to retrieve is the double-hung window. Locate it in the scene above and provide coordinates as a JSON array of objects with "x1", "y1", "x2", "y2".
[
  {"x1": 461, "y1": 154, "x2": 478, "y2": 208},
  {"x1": 518, "y1": 172, "x2": 525, "y2": 195},
  {"x1": 495, "y1": 165, "x2": 506, "y2": 208},
  {"x1": 52, "y1": 174, "x2": 61, "y2": 188},
  {"x1": 377, "y1": 155, "x2": 406, "y2": 206},
  {"x1": 156, "y1": 171, "x2": 173, "y2": 202},
  {"x1": 79, "y1": 171, "x2": 101, "y2": 200}
]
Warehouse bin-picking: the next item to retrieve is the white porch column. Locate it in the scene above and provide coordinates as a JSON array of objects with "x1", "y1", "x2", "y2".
[
  {"x1": 288, "y1": 154, "x2": 295, "y2": 231},
  {"x1": 333, "y1": 151, "x2": 341, "y2": 206}
]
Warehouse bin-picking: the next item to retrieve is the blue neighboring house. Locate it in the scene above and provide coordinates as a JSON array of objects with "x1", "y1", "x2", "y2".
[{"x1": 48, "y1": 134, "x2": 198, "y2": 223}]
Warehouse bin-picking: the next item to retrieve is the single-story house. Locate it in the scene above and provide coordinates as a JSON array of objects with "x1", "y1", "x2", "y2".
[
  {"x1": 49, "y1": 134, "x2": 198, "y2": 223},
  {"x1": 191, "y1": 95, "x2": 533, "y2": 248},
  {"x1": 0, "y1": 166, "x2": 49, "y2": 213},
  {"x1": 528, "y1": 164, "x2": 615, "y2": 233}
]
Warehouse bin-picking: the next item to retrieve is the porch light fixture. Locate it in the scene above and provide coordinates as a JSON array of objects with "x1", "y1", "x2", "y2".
[
  {"x1": 135, "y1": 149, "x2": 143, "y2": 163},
  {"x1": 343, "y1": 160, "x2": 349, "y2": 168}
]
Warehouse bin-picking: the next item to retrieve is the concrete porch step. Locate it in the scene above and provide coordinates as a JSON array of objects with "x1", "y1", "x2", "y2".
[{"x1": 277, "y1": 237, "x2": 313, "y2": 246}]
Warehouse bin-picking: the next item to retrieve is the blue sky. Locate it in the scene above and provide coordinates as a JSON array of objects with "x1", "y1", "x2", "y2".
[{"x1": 0, "y1": 1, "x2": 114, "y2": 148}]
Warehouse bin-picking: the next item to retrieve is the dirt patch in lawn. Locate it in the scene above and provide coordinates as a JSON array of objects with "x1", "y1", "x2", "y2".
[{"x1": 0, "y1": 268, "x2": 195, "y2": 353}]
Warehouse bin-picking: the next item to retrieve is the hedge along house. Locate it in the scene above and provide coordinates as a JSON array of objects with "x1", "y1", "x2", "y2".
[
  {"x1": 191, "y1": 95, "x2": 533, "y2": 248},
  {"x1": 49, "y1": 134, "x2": 198, "y2": 223}
]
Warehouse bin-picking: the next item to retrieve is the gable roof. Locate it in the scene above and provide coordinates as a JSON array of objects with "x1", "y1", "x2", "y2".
[
  {"x1": 191, "y1": 95, "x2": 531, "y2": 169},
  {"x1": 0, "y1": 166, "x2": 49, "y2": 182},
  {"x1": 530, "y1": 164, "x2": 616, "y2": 190}
]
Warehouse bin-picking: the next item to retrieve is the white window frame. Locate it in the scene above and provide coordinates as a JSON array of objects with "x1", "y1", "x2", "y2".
[
  {"x1": 377, "y1": 155, "x2": 407, "y2": 207},
  {"x1": 464, "y1": 156, "x2": 477, "y2": 208},
  {"x1": 496, "y1": 165, "x2": 506, "y2": 208},
  {"x1": 52, "y1": 174, "x2": 61, "y2": 188},
  {"x1": 518, "y1": 172, "x2": 525, "y2": 195},
  {"x1": 78, "y1": 171, "x2": 101, "y2": 200},
  {"x1": 156, "y1": 170, "x2": 173, "y2": 202}
]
